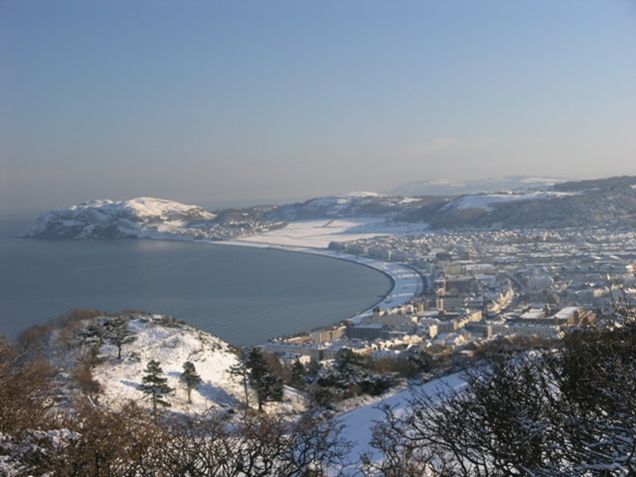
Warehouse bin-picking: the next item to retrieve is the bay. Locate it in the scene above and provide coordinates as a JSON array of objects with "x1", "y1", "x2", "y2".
[{"x1": 0, "y1": 218, "x2": 391, "y2": 345}]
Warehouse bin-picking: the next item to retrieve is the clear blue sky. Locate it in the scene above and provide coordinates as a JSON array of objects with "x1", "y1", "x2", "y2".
[{"x1": 1, "y1": 0, "x2": 635, "y2": 213}]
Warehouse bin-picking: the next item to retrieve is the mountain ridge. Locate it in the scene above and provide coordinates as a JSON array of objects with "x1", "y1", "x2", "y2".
[{"x1": 22, "y1": 176, "x2": 636, "y2": 239}]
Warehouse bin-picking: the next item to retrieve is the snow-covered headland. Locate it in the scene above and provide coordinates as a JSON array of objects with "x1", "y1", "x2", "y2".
[{"x1": 21, "y1": 197, "x2": 286, "y2": 241}]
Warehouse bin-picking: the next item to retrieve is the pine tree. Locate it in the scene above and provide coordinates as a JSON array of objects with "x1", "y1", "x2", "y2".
[
  {"x1": 140, "y1": 360, "x2": 173, "y2": 418},
  {"x1": 403, "y1": 349, "x2": 432, "y2": 375},
  {"x1": 244, "y1": 348, "x2": 284, "y2": 411},
  {"x1": 290, "y1": 360, "x2": 306, "y2": 389},
  {"x1": 229, "y1": 360, "x2": 250, "y2": 417},
  {"x1": 105, "y1": 317, "x2": 136, "y2": 360},
  {"x1": 80, "y1": 322, "x2": 105, "y2": 347},
  {"x1": 179, "y1": 361, "x2": 202, "y2": 404},
  {"x1": 305, "y1": 358, "x2": 322, "y2": 381},
  {"x1": 333, "y1": 348, "x2": 368, "y2": 384}
]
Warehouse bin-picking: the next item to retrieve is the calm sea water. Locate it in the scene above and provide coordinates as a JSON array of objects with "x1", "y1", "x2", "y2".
[{"x1": 0, "y1": 218, "x2": 391, "y2": 345}]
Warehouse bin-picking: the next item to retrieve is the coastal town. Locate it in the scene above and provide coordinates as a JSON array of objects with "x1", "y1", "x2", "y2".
[
  {"x1": 261, "y1": 226, "x2": 636, "y2": 366},
  {"x1": 5, "y1": 0, "x2": 636, "y2": 472}
]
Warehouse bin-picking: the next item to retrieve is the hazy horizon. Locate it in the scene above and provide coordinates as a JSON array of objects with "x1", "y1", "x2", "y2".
[{"x1": 2, "y1": 0, "x2": 635, "y2": 213}]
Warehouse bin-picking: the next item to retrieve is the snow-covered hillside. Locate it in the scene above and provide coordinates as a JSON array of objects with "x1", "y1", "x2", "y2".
[
  {"x1": 403, "y1": 176, "x2": 636, "y2": 229},
  {"x1": 91, "y1": 315, "x2": 243, "y2": 413},
  {"x1": 49, "y1": 314, "x2": 303, "y2": 415},
  {"x1": 23, "y1": 197, "x2": 216, "y2": 239},
  {"x1": 442, "y1": 190, "x2": 578, "y2": 212},
  {"x1": 337, "y1": 372, "x2": 468, "y2": 473},
  {"x1": 270, "y1": 192, "x2": 426, "y2": 221}
]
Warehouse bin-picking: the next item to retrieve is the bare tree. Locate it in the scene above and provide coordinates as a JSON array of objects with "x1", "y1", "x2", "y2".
[
  {"x1": 158, "y1": 409, "x2": 352, "y2": 477},
  {"x1": 0, "y1": 338, "x2": 56, "y2": 434}
]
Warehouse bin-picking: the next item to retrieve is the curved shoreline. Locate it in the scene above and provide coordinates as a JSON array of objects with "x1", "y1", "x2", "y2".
[
  {"x1": 9, "y1": 230, "x2": 423, "y2": 344},
  {"x1": 210, "y1": 239, "x2": 423, "y2": 326}
]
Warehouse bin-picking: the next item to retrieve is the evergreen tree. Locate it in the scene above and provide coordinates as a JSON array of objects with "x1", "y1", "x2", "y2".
[
  {"x1": 403, "y1": 349, "x2": 432, "y2": 376},
  {"x1": 333, "y1": 348, "x2": 369, "y2": 384},
  {"x1": 105, "y1": 317, "x2": 136, "y2": 360},
  {"x1": 290, "y1": 360, "x2": 306, "y2": 389},
  {"x1": 179, "y1": 361, "x2": 202, "y2": 404},
  {"x1": 305, "y1": 358, "x2": 322, "y2": 382},
  {"x1": 244, "y1": 348, "x2": 284, "y2": 411},
  {"x1": 80, "y1": 322, "x2": 104, "y2": 347},
  {"x1": 229, "y1": 360, "x2": 250, "y2": 417},
  {"x1": 140, "y1": 360, "x2": 173, "y2": 418}
]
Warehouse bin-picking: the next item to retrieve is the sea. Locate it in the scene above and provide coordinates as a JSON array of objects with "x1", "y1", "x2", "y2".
[{"x1": 0, "y1": 217, "x2": 391, "y2": 345}]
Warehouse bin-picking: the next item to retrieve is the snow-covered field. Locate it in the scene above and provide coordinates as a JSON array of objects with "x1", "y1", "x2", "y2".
[{"x1": 236, "y1": 218, "x2": 428, "y2": 248}]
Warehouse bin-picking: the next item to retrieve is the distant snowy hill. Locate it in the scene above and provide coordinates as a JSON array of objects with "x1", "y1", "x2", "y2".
[
  {"x1": 23, "y1": 197, "x2": 285, "y2": 240},
  {"x1": 440, "y1": 190, "x2": 577, "y2": 212},
  {"x1": 22, "y1": 197, "x2": 215, "y2": 239},
  {"x1": 22, "y1": 176, "x2": 636, "y2": 240},
  {"x1": 401, "y1": 176, "x2": 636, "y2": 229},
  {"x1": 268, "y1": 192, "x2": 430, "y2": 220},
  {"x1": 390, "y1": 175, "x2": 568, "y2": 196}
]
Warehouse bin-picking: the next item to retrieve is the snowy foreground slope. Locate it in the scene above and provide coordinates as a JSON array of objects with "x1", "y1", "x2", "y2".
[
  {"x1": 91, "y1": 315, "x2": 243, "y2": 413},
  {"x1": 50, "y1": 314, "x2": 303, "y2": 415},
  {"x1": 337, "y1": 372, "x2": 467, "y2": 474}
]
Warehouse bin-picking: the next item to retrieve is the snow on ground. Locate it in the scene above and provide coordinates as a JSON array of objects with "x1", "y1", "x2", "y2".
[
  {"x1": 94, "y1": 315, "x2": 243, "y2": 414},
  {"x1": 236, "y1": 218, "x2": 428, "y2": 249},
  {"x1": 23, "y1": 197, "x2": 216, "y2": 239},
  {"x1": 74, "y1": 197, "x2": 216, "y2": 221},
  {"x1": 337, "y1": 372, "x2": 468, "y2": 474},
  {"x1": 93, "y1": 315, "x2": 304, "y2": 415}
]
